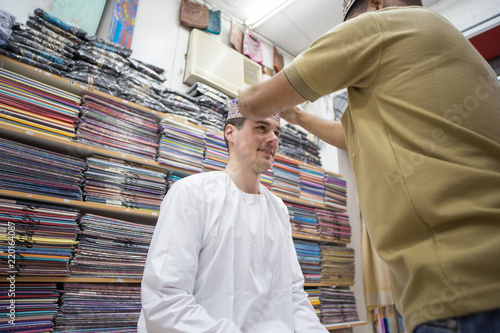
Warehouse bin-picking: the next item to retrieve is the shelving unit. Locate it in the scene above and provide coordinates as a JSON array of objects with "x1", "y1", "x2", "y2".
[{"x1": 0, "y1": 55, "x2": 366, "y2": 331}]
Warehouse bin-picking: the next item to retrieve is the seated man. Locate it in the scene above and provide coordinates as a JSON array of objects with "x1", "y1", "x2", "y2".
[{"x1": 138, "y1": 99, "x2": 327, "y2": 332}]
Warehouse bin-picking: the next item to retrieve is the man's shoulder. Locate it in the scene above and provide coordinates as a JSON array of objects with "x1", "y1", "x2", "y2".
[{"x1": 169, "y1": 171, "x2": 225, "y2": 195}]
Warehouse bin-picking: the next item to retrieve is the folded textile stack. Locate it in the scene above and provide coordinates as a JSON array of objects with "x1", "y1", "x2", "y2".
[
  {"x1": 0, "y1": 283, "x2": 59, "y2": 331},
  {"x1": 0, "y1": 137, "x2": 85, "y2": 200},
  {"x1": 76, "y1": 93, "x2": 160, "y2": 160},
  {"x1": 203, "y1": 132, "x2": 228, "y2": 172},
  {"x1": 69, "y1": 214, "x2": 154, "y2": 277},
  {"x1": 319, "y1": 287, "x2": 360, "y2": 325},
  {"x1": 185, "y1": 82, "x2": 229, "y2": 132},
  {"x1": 324, "y1": 171, "x2": 347, "y2": 212},
  {"x1": 320, "y1": 245, "x2": 355, "y2": 286},
  {"x1": 55, "y1": 282, "x2": 140, "y2": 332},
  {"x1": 83, "y1": 156, "x2": 168, "y2": 210},
  {"x1": 306, "y1": 288, "x2": 322, "y2": 319},
  {"x1": 286, "y1": 202, "x2": 320, "y2": 238},
  {"x1": 272, "y1": 155, "x2": 301, "y2": 199},
  {"x1": 294, "y1": 240, "x2": 322, "y2": 283},
  {"x1": 0, "y1": 198, "x2": 80, "y2": 276},
  {"x1": 158, "y1": 117, "x2": 206, "y2": 173},
  {"x1": 0, "y1": 66, "x2": 81, "y2": 140},
  {"x1": 260, "y1": 167, "x2": 273, "y2": 190},
  {"x1": 315, "y1": 209, "x2": 352, "y2": 243},
  {"x1": 300, "y1": 163, "x2": 325, "y2": 204},
  {"x1": 2, "y1": 8, "x2": 86, "y2": 76},
  {"x1": 278, "y1": 123, "x2": 322, "y2": 167}
]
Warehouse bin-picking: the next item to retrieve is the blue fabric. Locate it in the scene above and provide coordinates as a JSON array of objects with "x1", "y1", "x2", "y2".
[
  {"x1": 205, "y1": 10, "x2": 221, "y2": 35},
  {"x1": 414, "y1": 308, "x2": 500, "y2": 333}
]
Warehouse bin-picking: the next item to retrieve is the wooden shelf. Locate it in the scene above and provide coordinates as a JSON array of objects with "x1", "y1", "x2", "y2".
[
  {"x1": 304, "y1": 283, "x2": 352, "y2": 287},
  {"x1": 8, "y1": 276, "x2": 141, "y2": 284},
  {"x1": 0, "y1": 189, "x2": 159, "y2": 223},
  {"x1": 325, "y1": 321, "x2": 367, "y2": 331},
  {"x1": 292, "y1": 233, "x2": 349, "y2": 245}
]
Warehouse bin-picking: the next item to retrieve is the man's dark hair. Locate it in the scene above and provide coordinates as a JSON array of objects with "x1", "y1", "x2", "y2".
[
  {"x1": 346, "y1": 0, "x2": 423, "y2": 20},
  {"x1": 223, "y1": 117, "x2": 246, "y2": 154}
]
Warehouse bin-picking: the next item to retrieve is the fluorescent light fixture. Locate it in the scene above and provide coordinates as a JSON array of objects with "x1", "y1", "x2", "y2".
[{"x1": 245, "y1": 0, "x2": 295, "y2": 29}]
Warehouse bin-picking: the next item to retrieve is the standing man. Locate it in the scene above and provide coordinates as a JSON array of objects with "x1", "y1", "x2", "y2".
[
  {"x1": 238, "y1": 0, "x2": 500, "y2": 332},
  {"x1": 138, "y1": 100, "x2": 328, "y2": 332}
]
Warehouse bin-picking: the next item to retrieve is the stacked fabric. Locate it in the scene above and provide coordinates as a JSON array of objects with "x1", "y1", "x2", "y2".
[
  {"x1": 76, "y1": 93, "x2": 159, "y2": 160},
  {"x1": 306, "y1": 288, "x2": 322, "y2": 319},
  {"x1": 324, "y1": 171, "x2": 347, "y2": 212},
  {"x1": 320, "y1": 245, "x2": 355, "y2": 286},
  {"x1": 185, "y1": 82, "x2": 229, "y2": 131},
  {"x1": 54, "y1": 282, "x2": 140, "y2": 332},
  {"x1": 0, "y1": 198, "x2": 79, "y2": 276},
  {"x1": 158, "y1": 89, "x2": 201, "y2": 121},
  {"x1": 293, "y1": 240, "x2": 322, "y2": 283},
  {"x1": 278, "y1": 123, "x2": 322, "y2": 167},
  {"x1": 319, "y1": 287, "x2": 360, "y2": 325},
  {"x1": 286, "y1": 202, "x2": 320, "y2": 238},
  {"x1": 69, "y1": 214, "x2": 154, "y2": 277},
  {"x1": 158, "y1": 117, "x2": 206, "y2": 174},
  {"x1": 272, "y1": 155, "x2": 301, "y2": 199},
  {"x1": 2, "y1": 8, "x2": 86, "y2": 76},
  {"x1": 0, "y1": 282, "x2": 59, "y2": 331},
  {"x1": 0, "y1": 137, "x2": 85, "y2": 200},
  {"x1": 203, "y1": 132, "x2": 228, "y2": 172},
  {"x1": 315, "y1": 209, "x2": 352, "y2": 243},
  {"x1": 0, "y1": 66, "x2": 81, "y2": 140},
  {"x1": 299, "y1": 163, "x2": 325, "y2": 204},
  {"x1": 260, "y1": 168, "x2": 273, "y2": 190},
  {"x1": 82, "y1": 156, "x2": 168, "y2": 211}
]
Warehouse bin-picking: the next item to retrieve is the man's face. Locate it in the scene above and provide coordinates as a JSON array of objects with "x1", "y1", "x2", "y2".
[{"x1": 232, "y1": 117, "x2": 281, "y2": 174}]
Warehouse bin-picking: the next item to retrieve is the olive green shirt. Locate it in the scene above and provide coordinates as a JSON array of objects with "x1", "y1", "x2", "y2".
[{"x1": 284, "y1": 6, "x2": 500, "y2": 333}]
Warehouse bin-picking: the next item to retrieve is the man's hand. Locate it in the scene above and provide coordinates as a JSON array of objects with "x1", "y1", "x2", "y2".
[{"x1": 280, "y1": 107, "x2": 301, "y2": 125}]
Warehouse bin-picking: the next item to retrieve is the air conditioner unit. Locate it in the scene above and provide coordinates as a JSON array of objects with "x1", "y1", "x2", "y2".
[{"x1": 184, "y1": 28, "x2": 263, "y2": 98}]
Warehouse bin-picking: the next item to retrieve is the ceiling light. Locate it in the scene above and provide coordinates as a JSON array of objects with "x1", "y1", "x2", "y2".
[{"x1": 244, "y1": 0, "x2": 295, "y2": 29}]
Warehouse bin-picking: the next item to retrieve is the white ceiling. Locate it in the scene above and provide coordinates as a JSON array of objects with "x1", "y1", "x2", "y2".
[{"x1": 208, "y1": 0, "x2": 444, "y2": 56}]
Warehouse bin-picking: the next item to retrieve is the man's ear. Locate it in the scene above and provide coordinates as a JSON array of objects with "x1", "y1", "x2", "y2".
[
  {"x1": 368, "y1": 0, "x2": 385, "y2": 10},
  {"x1": 225, "y1": 124, "x2": 236, "y2": 145}
]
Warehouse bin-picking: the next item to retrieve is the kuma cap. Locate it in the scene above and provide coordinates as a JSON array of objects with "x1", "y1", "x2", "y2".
[
  {"x1": 227, "y1": 99, "x2": 280, "y2": 121},
  {"x1": 343, "y1": 0, "x2": 357, "y2": 21}
]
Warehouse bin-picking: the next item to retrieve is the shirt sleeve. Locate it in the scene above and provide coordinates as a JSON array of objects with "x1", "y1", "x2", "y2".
[
  {"x1": 283, "y1": 12, "x2": 383, "y2": 102},
  {"x1": 140, "y1": 179, "x2": 243, "y2": 333}
]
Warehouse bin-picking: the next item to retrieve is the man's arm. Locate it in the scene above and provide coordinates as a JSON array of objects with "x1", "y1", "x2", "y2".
[
  {"x1": 282, "y1": 106, "x2": 347, "y2": 150},
  {"x1": 238, "y1": 71, "x2": 306, "y2": 120}
]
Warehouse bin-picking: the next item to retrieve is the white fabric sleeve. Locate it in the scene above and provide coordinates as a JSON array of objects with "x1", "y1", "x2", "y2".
[
  {"x1": 140, "y1": 180, "x2": 243, "y2": 333},
  {"x1": 281, "y1": 206, "x2": 329, "y2": 333}
]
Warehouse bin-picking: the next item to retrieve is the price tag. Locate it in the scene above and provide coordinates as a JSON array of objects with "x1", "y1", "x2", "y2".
[
  {"x1": 117, "y1": 278, "x2": 124, "y2": 283},
  {"x1": 44, "y1": 72, "x2": 52, "y2": 77},
  {"x1": 123, "y1": 100, "x2": 129, "y2": 104},
  {"x1": 152, "y1": 212, "x2": 158, "y2": 216},
  {"x1": 63, "y1": 199, "x2": 70, "y2": 203},
  {"x1": 26, "y1": 130, "x2": 34, "y2": 136}
]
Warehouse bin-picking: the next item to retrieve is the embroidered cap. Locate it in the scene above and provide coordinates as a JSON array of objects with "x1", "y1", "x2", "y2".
[
  {"x1": 343, "y1": 0, "x2": 357, "y2": 21},
  {"x1": 227, "y1": 99, "x2": 280, "y2": 121}
]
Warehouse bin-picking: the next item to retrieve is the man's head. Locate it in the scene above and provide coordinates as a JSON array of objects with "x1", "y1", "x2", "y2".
[
  {"x1": 343, "y1": 0, "x2": 423, "y2": 21},
  {"x1": 224, "y1": 99, "x2": 281, "y2": 175}
]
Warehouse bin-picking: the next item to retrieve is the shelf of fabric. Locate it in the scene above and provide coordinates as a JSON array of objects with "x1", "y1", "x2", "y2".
[
  {"x1": 0, "y1": 189, "x2": 159, "y2": 223},
  {"x1": 8, "y1": 276, "x2": 141, "y2": 283},
  {"x1": 324, "y1": 321, "x2": 367, "y2": 331},
  {"x1": 0, "y1": 122, "x2": 194, "y2": 178},
  {"x1": 0, "y1": 54, "x2": 155, "y2": 116},
  {"x1": 292, "y1": 233, "x2": 349, "y2": 245}
]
